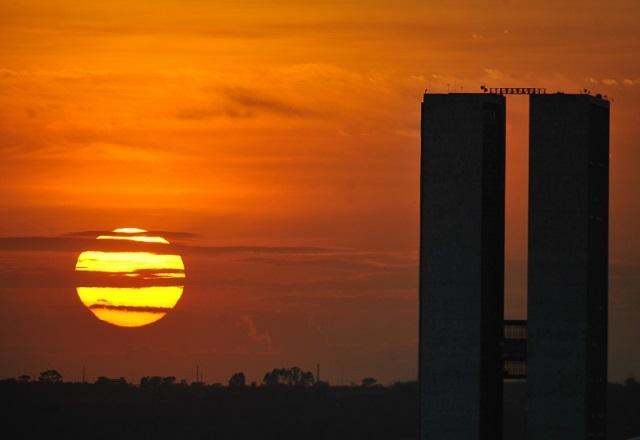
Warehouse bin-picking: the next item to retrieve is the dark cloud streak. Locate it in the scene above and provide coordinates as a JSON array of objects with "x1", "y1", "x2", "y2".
[
  {"x1": 176, "y1": 87, "x2": 319, "y2": 121},
  {"x1": 0, "y1": 235, "x2": 334, "y2": 255}
]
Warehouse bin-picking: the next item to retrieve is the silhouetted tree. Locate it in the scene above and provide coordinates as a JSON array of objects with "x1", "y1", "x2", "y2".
[
  {"x1": 263, "y1": 368, "x2": 286, "y2": 386},
  {"x1": 228, "y1": 372, "x2": 246, "y2": 388},
  {"x1": 162, "y1": 376, "x2": 176, "y2": 386},
  {"x1": 300, "y1": 371, "x2": 315, "y2": 387},
  {"x1": 140, "y1": 376, "x2": 163, "y2": 388},
  {"x1": 288, "y1": 367, "x2": 303, "y2": 385},
  {"x1": 262, "y1": 367, "x2": 315, "y2": 387},
  {"x1": 17, "y1": 374, "x2": 31, "y2": 382},
  {"x1": 38, "y1": 370, "x2": 62, "y2": 384},
  {"x1": 361, "y1": 377, "x2": 377, "y2": 387}
]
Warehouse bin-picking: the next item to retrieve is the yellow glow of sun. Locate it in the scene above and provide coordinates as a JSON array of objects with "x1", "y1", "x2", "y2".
[
  {"x1": 77, "y1": 286, "x2": 183, "y2": 327},
  {"x1": 76, "y1": 251, "x2": 185, "y2": 277},
  {"x1": 75, "y1": 228, "x2": 186, "y2": 327},
  {"x1": 112, "y1": 227, "x2": 148, "y2": 234}
]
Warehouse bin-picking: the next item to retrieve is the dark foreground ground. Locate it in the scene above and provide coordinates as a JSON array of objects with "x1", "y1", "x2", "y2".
[{"x1": 1, "y1": 379, "x2": 639, "y2": 439}]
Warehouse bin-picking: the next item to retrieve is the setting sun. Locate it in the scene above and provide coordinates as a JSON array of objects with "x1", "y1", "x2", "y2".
[
  {"x1": 1, "y1": 3, "x2": 639, "y2": 434},
  {"x1": 75, "y1": 229, "x2": 186, "y2": 328}
]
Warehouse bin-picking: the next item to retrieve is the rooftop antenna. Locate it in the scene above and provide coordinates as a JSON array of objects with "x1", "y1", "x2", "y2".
[
  {"x1": 82, "y1": 365, "x2": 86, "y2": 383},
  {"x1": 447, "y1": 83, "x2": 450, "y2": 93},
  {"x1": 316, "y1": 363, "x2": 320, "y2": 382}
]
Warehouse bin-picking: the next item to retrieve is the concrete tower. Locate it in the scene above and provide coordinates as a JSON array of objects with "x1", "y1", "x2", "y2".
[
  {"x1": 420, "y1": 93, "x2": 506, "y2": 440},
  {"x1": 527, "y1": 94, "x2": 609, "y2": 439}
]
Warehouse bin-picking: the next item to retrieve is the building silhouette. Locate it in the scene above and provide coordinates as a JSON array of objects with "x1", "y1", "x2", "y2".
[
  {"x1": 419, "y1": 92, "x2": 609, "y2": 439},
  {"x1": 527, "y1": 94, "x2": 609, "y2": 439},
  {"x1": 420, "y1": 93, "x2": 506, "y2": 440}
]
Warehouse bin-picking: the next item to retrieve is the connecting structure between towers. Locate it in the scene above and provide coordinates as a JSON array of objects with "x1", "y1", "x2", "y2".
[{"x1": 419, "y1": 90, "x2": 609, "y2": 439}]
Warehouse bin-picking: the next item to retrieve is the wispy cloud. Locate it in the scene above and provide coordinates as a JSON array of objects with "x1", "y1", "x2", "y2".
[
  {"x1": 236, "y1": 315, "x2": 274, "y2": 354},
  {"x1": 239, "y1": 256, "x2": 408, "y2": 271},
  {"x1": 584, "y1": 77, "x2": 640, "y2": 87},
  {"x1": 223, "y1": 87, "x2": 319, "y2": 118},
  {"x1": 176, "y1": 86, "x2": 319, "y2": 120},
  {"x1": 66, "y1": 230, "x2": 199, "y2": 240}
]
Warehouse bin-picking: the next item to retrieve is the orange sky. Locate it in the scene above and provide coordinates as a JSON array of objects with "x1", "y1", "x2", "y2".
[{"x1": 1, "y1": 0, "x2": 639, "y2": 383}]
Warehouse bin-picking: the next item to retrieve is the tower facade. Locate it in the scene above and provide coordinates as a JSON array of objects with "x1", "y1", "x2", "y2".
[
  {"x1": 527, "y1": 94, "x2": 609, "y2": 439},
  {"x1": 420, "y1": 93, "x2": 506, "y2": 440}
]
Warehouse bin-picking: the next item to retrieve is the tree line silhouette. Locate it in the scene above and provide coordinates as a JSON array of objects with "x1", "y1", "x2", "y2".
[
  {"x1": 12, "y1": 366, "x2": 382, "y2": 389},
  {"x1": 2, "y1": 370, "x2": 639, "y2": 439}
]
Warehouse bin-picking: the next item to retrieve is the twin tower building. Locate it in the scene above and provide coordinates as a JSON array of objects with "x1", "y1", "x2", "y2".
[{"x1": 419, "y1": 92, "x2": 609, "y2": 439}]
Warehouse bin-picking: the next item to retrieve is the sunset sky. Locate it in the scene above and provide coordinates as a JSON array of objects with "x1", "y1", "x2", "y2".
[{"x1": 1, "y1": 0, "x2": 639, "y2": 384}]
